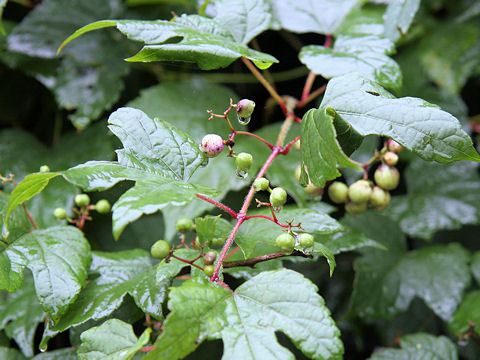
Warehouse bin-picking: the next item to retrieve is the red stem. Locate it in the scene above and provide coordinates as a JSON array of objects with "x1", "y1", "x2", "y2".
[
  {"x1": 235, "y1": 131, "x2": 274, "y2": 149},
  {"x1": 281, "y1": 136, "x2": 300, "y2": 155},
  {"x1": 244, "y1": 214, "x2": 290, "y2": 228},
  {"x1": 171, "y1": 254, "x2": 204, "y2": 271},
  {"x1": 22, "y1": 203, "x2": 38, "y2": 229},
  {"x1": 301, "y1": 71, "x2": 316, "y2": 103},
  {"x1": 195, "y1": 194, "x2": 237, "y2": 218},
  {"x1": 224, "y1": 245, "x2": 241, "y2": 261},
  {"x1": 324, "y1": 34, "x2": 332, "y2": 48},
  {"x1": 140, "y1": 346, "x2": 155, "y2": 352}
]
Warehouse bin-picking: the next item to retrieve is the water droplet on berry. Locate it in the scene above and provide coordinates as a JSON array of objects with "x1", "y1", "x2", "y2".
[
  {"x1": 235, "y1": 169, "x2": 248, "y2": 179},
  {"x1": 200, "y1": 157, "x2": 209, "y2": 167},
  {"x1": 237, "y1": 115, "x2": 251, "y2": 125},
  {"x1": 273, "y1": 206, "x2": 283, "y2": 213}
]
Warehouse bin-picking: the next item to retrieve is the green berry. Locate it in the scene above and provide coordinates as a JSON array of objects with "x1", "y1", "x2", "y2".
[
  {"x1": 298, "y1": 233, "x2": 314, "y2": 248},
  {"x1": 270, "y1": 187, "x2": 287, "y2": 208},
  {"x1": 275, "y1": 233, "x2": 295, "y2": 254},
  {"x1": 383, "y1": 151, "x2": 399, "y2": 166},
  {"x1": 150, "y1": 240, "x2": 170, "y2": 259},
  {"x1": 345, "y1": 201, "x2": 367, "y2": 215},
  {"x1": 293, "y1": 139, "x2": 301, "y2": 151},
  {"x1": 175, "y1": 217, "x2": 194, "y2": 232},
  {"x1": 294, "y1": 165, "x2": 302, "y2": 183},
  {"x1": 201, "y1": 134, "x2": 224, "y2": 158},
  {"x1": 236, "y1": 99, "x2": 255, "y2": 118},
  {"x1": 210, "y1": 237, "x2": 226, "y2": 248},
  {"x1": 204, "y1": 264, "x2": 215, "y2": 277},
  {"x1": 253, "y1": 177, "x2": 270, "y2": 192},
  {"x1": 95, "y1": 199, "x2": 110, "y2": 214},
  {"x1": 387, "y1": 139, "x2": 403, "y2": 153},
  {"x1": 203, "y1": 251, "x2": 217, "y2": 265},
  {"x1": 54, "y1": 207, "x2": 67, "y2": 220},
  {"x1": 369, "y1": 186, "x2": 391, "y2": 211},
  {"x1": 235, "y1": 152, "x2": 253, "y2": 172},
  {"x1": 374, "y1": 164, "x2": 400, "y2": 191},
  {"x1": 348, "y1": 180, "x2": 372, "y2": 203},
  {"x1": 75, "y1": 194, "x2": 90, "y2": 207},
  {"x1": 305, "y1": 183, "x2": 323, "y2": 196},
  {"x1": 328, "y1": 182, "x2": 348, "y2": 204},
  {"x1": 39, "y1": 165, "x2": 50, "y2": 173}
]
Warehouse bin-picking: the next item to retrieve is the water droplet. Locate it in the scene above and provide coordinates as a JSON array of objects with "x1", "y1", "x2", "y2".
[
  {"x1": 273, "y1": 206, "x2": 283, "y2": 213},
  {"x1": 235, "y1": 169, "x2": 248, "y2": 179},
  {"x1": 237, "y1": 115, "x2": 251, "y2": 125},
  {"x1": 40, "y1": 345, "x2": 48, "y2": 352},
  {"x1": 200, "y1": 157, "x2": 209, "y2": 167}
]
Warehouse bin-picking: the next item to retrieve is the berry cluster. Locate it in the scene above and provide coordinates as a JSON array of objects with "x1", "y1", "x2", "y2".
[
  {"x1": 53, "y1": 193, "x2": 111, "y2": 228},
  {"x1": 327, "y1": 139, "x2": 403, "y2": 215}
]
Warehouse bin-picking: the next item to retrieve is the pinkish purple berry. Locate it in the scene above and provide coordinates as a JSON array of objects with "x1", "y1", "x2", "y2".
[{"x1": 200, "y1": 134, "x2": 224, "y2": 158}]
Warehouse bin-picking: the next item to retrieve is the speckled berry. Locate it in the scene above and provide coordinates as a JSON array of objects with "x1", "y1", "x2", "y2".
[
  {"x1": 203, "y1": 251, "x2": 217, "y2": 265},
  {"x1": 236, "y1": 99, "x2": 255, "y2": 118},
  {"x1": 253, "y1": 177, "x2": 269, "y2": 192},
  {"x1": 200, "y1": 134, "x2": 224, "y2": 158},
  {"x1": 383, "y1": 151, "x2": 399, "y2": 166},
  {"x1": 387, "y1": 139, "x2": 403, "y2": 153}
]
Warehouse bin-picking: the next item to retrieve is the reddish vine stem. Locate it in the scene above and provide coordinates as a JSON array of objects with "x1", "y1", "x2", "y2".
[
  {"x1": 223, "y1": 250, "x2": 312, "y2": 268},
  {"x1": 235, "y1": 131, "x2": 274, "y2": 149},
  {"x1": 140, "y1": 346, "x2": 155, "y2": 352},
  {"x1": 171, "y1": 254, "x2": 204, "y2": 271},
  {"x1": 281, "y1": 135, "x2": 300, "y2": 155},
  {"x1": 296, "y1": 84, "x2": 327, "y2": 108},
  {"x1": 243, "y1": 214, "x2": 290, "y2": 228},
  {"x1": 301, "y1": 71, "x2": 316, "y2": 103},
  {"x1": 224, "y1": 245, "x2": 241, "y2": 261},
  {"x1": 22, "y1": 203, "x2": 38, "y2": 229},
  {"x1": 195, "y1": 194, "x2": 237, "y2": 218}
]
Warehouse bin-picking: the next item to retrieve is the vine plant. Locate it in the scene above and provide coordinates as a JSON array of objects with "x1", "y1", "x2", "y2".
[{"x1": 1, "y1": 0, "x2": 480, "y2": 359}]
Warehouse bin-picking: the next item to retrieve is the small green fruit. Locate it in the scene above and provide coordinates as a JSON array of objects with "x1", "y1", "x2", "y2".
[
  {"x1": 75, "y1": 194, "x2": 90, "y2": 207},
  {"x1": 345, "y1": 201, "x2": 367, "y2": 215},
  {"x1": 175, "y1": 217, "x2": 194, "y2": 232},
  {"x1": 369, "y1": 186, "x2": 391, "y2": 211},
  {"x1": 348, "y1": 180, "x2": 372, "y2": 203},
  {"x1": 294, "y1": 165, "x2": 302, "y2": 183},
  {"x1": 210, "y1": 237, "x2": 226, "y2": 248},
  {"x1": 253, "y1": 177, "x2": 270, "y2": 192},
  {"x1": 298, "y1": 233, "x2": 314, "y2": 248},
  {"x1": 95, "y1": 199, "x2": 110, "y2": 214},
  {"x1": 374, "y1": 164, "x2": 400, "y2": 191},
  {"x1": 204, "y1": 264, "x2": 215, "y2": 277},
  {"x1": 150, "y1": 240, "x2": 170, "y2": 259},
  {"x1": 275, "y1": 233, "x2": 295, "y2": 254},
  {"x1": 383, "y1": 151, "x2": 399, "y2": 166},
  {"x1": 305, "y1": 183, "x2": 323, "y2": 196},
  {"x1": 294, "y1": 139, "x2": 301, "y2": 151},
  {"x1": 270, "y1": 187, "x2": 287, "y2": 208},
  {"x1": 387, "y1": 139, "x2": 403, "y2": 153},
  {"x1": 235, "y1": 152, "x2": 253, "y2": 172},
  {"x1": 201, "y1": 134, "x2": 224, "y2": 158},
  {"x1": 54, "y1": 207, "x2": 67, "y2": 220},
  {"x1": 328, "y1": 182, "x2": 348, "y2": 204},
  {"x1": 203, "y1": 251, "x2": 217, "y2": 265},
  {"x1": 236, "y1": 99, "x2": 255, "y2": 118},
  {"x1": 39, "y1": 165, "x2": 50, "y2": 173}
]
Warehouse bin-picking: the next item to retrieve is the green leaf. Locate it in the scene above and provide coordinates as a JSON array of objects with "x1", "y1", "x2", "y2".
[
  {"x1": 0, "y1": 272, "x2": 45, "y2": 357},
  {"x1": 321, "y1": 73, "x2": 480, "y2": 163},
  {"x1": 108, "y1": 107, "x2": 204, "y2": 182},
  {"x1": 77, "y1": 319, "x2": 151, "y2": 360},
  {"x1": 346, "y1": 212, "x2": 471, "y2": 321},
  {"x1": 214, "y1": 0, "x2": 272, "y2": 44},
  {"x1": 0, "y1": 193, "x2": 33, "y2": 244},
  {"x1": 49, "y1": 250, "x2": 170, "y2": 334},
  {"x1": 383, "y1": 0, "x2": 421, "y2": 42},
  {"x1": 301, "y1": 107, "x2": 360, "y2": 187},
  {"x1": 0, "y1": 347, "x2": 25, "y2": 360},
  {"x1": 237, "y1": 206, "x2": 342, "y2": 257},
  {"x1": 195, "y1": 215, "x2": 222, "y2": 245},
  {"x1": 418, "y1": 22, "x2": 480, "y2": 94},
  {"x1": 32, "y1": 348, "x2": 77, "y2": 360},
  {"x1": 60, "y1": 15, "x2": 278, "y2": 70},
  {"x1": 368, "y1": 333, "x2": 457, "y2": 360},
  {"x1": 1, "y1": 226, "x2": 91, "y2": 319},
  {"x1": 3, "y1": 172, "x2": 60, "y2": 236},
  {"x1": 299, "y1": 35, "x2": 402, "y2": 93},
  {"x1": 449, "y1": 290, "x2": 480, "y2": 337},
  {"x1": 270, "y1": 0, "x2": 361, "y2": 35},
  {"x1": 309, "y1": 243, "x2": 336, "y2": 276},
  {"x1": 156, "y1": 248, "x2": 201, "y2": 284},
  {"x1": 472, "y1": 251, "x2": 480, "y2": 285},
  {"x1": 111, "y1": 179, "x2": 218, "y2": 239},
  {"x1": 0, "y1": 0, "x2": 6, "y2": 35},
  {"x1": 336, "y1": 4, "x2": 385, "y2": 37},
  {"x1": 387, "y1": 158, "x2": 480, "y2": 240},
  {"x1": 146, "y1": 269, "x2": 343, "y2": 360}
]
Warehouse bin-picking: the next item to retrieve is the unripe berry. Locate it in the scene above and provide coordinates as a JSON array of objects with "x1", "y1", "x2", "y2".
[
  {"x1": 203, "y1": 251, "x2": 217, "y2": 265},
  {"x1": 54, "y1": 207, "x2": 67, "y2": 220},
  {"x1": 200, "y1": 134, "x2": 224, "y2": 158},
  {"x1": 275, "y1": 233, "x2": 295, "y2": 254},
  {"x1": 210, "y1": 237, "x2": 225, "y2": 248},
  {"x1": 75, "y1": 194, "x2": 90, "y2": 207},
  {"x1": 345, "y1": 201, "x2": 367, "y2": 215},
  {"x1": 253, "y1": 177, "x2": 269, "y2": 192},
  {"x1": 235, "y1": 152, "x2": 253, "y2": 172},
  {"x1": 39, "y1": 165, "x2": 50, "y2": 173},
  {"x1": 383, "y1": 151, "x2": 399, "y2": 166},
  {"x1": 328, "y1": 181, "x2": 348, "y2": 204},
  {"x1": 175, "y1": 217, "x2": 194, "y2": 232},
  {"x1": 294, "y1": 139, "x2": 301, "y2": 151},
  {"x1": 236, "y1": 99, "x2": 255, "y2": 118},
  {"x1": 348, "y1": 180, "x2": 372, "y2": 203},
  {"x1": 294, "y1": 165, "x2": 302, "y2": 183},
  {"x1": 369, "y1": 186, "x2": 391, "y2": 211},
  {"x1": 374, "y1": 164, "x2": 400, "y2": 191},
  {"x1": 387, "y1": 139, "x2": 403, "y2": 153},
  {"x1": 204, "y1": 264, "x2": 215, "y2": 277},
  {"x1": 298, "y1": 233, "x2": 314, "y2": 248},
  {"x1": 95, "y1": 199, "x2": 110, "y2": 214},
  {"x1": 305, "y1": 183, "x2": 323, "y2": 196},
  {"x1": 270, "y1": 187, "x2": 287, "y2": 208},
  {"x1": 150, "y1": 240, "x2": 170, "y2": 259}
]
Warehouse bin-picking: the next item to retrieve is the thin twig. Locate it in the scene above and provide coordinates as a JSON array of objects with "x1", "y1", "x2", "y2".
[
  {"x1": 224, "y1": 250, "x2": 312, "y2": 268},
  {"x1": 195, "y1": 194, "x2": 237, "y2": 218}
]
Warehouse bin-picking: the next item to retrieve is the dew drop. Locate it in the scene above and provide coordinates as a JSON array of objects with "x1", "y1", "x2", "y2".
[
  {"x1": 235, "y1": 169, "x2": 248, "y2": 179},
  {"x1": 200, "y1": 157, "x2": 209, "y2": 167},
  {"x1": 40, "y1": 345, "x2": 48, "y2": 352},
  {"x1": 237, "y1": 115, "x2": 251, "y2": 125},
  {"x1": 273, "y1": 206, "x2": 283, "y2": 213}
]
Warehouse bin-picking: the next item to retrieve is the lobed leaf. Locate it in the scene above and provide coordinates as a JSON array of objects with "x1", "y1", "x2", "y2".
[
  {"x1": 146, "y1": 269, "x2": 343, "y2": 360},
  {"x1": 449, "y1": 290, "x2": 480, "y2": 337},
  {"x1": 383, "y1": 0, "x2": 421, "y2": 42},
  {"x1": 321, "y1": 73, "x2": 480, "y2": 163}
]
